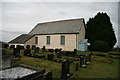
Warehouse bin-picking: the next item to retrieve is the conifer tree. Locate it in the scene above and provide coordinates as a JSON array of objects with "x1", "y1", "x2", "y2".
[{"x1": 86, "y1": 12, "x2": 116, "y2": 50}]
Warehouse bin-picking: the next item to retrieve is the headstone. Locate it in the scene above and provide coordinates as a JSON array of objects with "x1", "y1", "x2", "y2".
[
  {"x1": 65, "y1": 51, "x2": 70, "y2": 56},
  {"x1": 59, "y1": 49, "x2": 62, "y2": 53},
  {"x1": 79, "y1": 55, "x2": 83, "y2": 68},
  {"x1": 73, "y1": 49, "x2": 77, "y2": 57},
  {"x1": 42, "y1": 46, "x2": 46, "y2": 53},
  {"x1": 3, "y1": 44, "x2": 9, "y2": 49},
  {"x1": 75, "y1": 62, "x2": 79, "y2": 71},
  {"x1": 88, "y1": 54, "x2": 91, "y2": 61},
  {"x1": 10, "y1": 45, "x2": 15, "y2": 49},
  {"x1": 79, "y1": 55, "x2": 86, "y2": 68},
  {"x1": 86, "y1": 54, "x2": 90, "y2": 65},
  {"x1": 0, "y1": 48, "x2": 11, "y2": 70},
  {"x1": 82, "y1": 55, "x2": 86, "y2": 68},
  {"x1": 2, "y1": 55, "x2": 11, "y2": 70},
  {"x1": 57, "y1": 52, "x2": 62, "y2": 58},
  {"x1": 24, "y1": 48, "x2": 31, "y2": 56},
  {"x1": 55, "y1": 49, "x2": 58, "y2": 53},
  {"x1": 47, "y1": 54, "x2": 54, "y2": 61},
  {"x1": 61, "y1": 59, "x2": 70, "y2": 76},
  {"x1": 60, "y1": 59, "x2": 72, "y2": 79},
  {"x1": 1, "y1": 48, "x2": 7, "y2": 55},
  {"x1": 48, "y1": 49, "x2": 54, "y2": 53},
  {"x1": 34, "y1": 47, "x2": 40, "y2": 54},
  {"x1": 20, "y1": 46, "x2": 24, "y2": 50},
  {"x1": 56, "y1": 49, "x2": 62, "y2": 58},
  {"x1": 32, "y1": 45, "x2": 36, "y2": 50},
  {"x1": 13, "y1": 48, "x2": 20, "y2": 57},
  {"x1": 43, "y1": 72, "x2": 52, "y2": 80},
  {"x1": 26, "y1": 45, "x2": 30, "y2": 49}
]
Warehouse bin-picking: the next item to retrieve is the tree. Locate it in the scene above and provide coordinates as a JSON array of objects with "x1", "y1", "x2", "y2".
[
  {"x1": 92, "y1": 40, "x2": 109, "y2": 52},
  {"x1": 85, "y1": 12, "x2": 116, "y2": 50}
]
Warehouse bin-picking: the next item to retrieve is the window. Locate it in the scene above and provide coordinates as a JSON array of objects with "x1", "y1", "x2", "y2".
[
  {"x1": 61, "y1": 36, "x2": 65, "y2": 45},
  {"x1": 46, "y1": 36, "x2": 50, "y2": 44},
  {"x1": 35, "y1": 37, "x2": 38, "y2": 44}
]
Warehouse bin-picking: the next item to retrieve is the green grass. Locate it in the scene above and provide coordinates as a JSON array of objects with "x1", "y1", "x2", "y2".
[{"x1": 7, "y1": 49, "x2": 119, "y2": 78}]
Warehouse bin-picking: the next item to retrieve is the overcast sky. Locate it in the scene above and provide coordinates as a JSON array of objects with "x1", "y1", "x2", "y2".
[{"x1": 0, "y1": 1, "x2": 119, "y2": 47}]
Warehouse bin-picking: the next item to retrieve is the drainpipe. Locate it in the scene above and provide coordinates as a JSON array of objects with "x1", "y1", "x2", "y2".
[{"x1": 76, "y1": 34, "x2": 78, "y2": 50}]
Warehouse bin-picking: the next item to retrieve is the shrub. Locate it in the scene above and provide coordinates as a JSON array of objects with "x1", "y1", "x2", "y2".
[{"x1": 92, "y1": 40, "x2": 109, "y2": 52}]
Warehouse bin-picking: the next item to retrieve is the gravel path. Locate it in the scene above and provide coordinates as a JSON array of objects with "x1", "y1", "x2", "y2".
[{"x1": 0, "y1": 67, "x2": 36, "y2": 78}]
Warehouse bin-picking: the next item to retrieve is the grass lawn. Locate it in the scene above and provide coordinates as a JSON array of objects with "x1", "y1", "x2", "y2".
[{"x1": 8, "y1": 49, "x2": 119, "y2": 79}]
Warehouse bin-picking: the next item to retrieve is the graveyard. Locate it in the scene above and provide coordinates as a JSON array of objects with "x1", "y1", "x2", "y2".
[{"x1": 1, "y1": 46, "x2": 119, "y2": 79}]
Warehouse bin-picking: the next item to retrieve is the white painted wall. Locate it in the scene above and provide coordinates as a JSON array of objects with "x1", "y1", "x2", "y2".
[{"x1": 34, "y1": 34, "x2": 77, "y2": 51}]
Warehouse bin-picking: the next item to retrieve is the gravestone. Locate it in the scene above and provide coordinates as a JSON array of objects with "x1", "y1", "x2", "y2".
[
  {"x1": 55, "y1": 49, "x2": 58, "y2": 53},
  {"x1": 48, "y1": 49, "x2": 54, "y2": 53},
  {"x1": 73, "y1": 49, "x2": 77, "y2": 57},
  {"x1": 24, "y1": 48, "x2": 31, "y2": 56},
  {"x1": 20, "y1": 46, "x2": 24, "y2": 50},
  {"x1": 57, "y1": 52, "x2": 62, "y2": 58},
  {"x1": 13, "y1": 48, "x2": 20, "y2": 58},
  {"x1": 34, "y1": 47, "x2": 40, "y2": 54},
  {"x1": 84, "y1": 55, "x2": 87, "y2": 65},
  {"x1": 32, "y1": 45, "x2": 36, "y2": 50},
  {"x1": 75, "y1": 62, "x2": 79, "y2": 71},
  {"x1": 10, "y1": 45, "x2": 15, "y2": 49},
  {"x1": 59, "y1": 49, "x2": 62, "y2": 53},
  {"x1": 16, "y1": 45, "x2": 21, "y2": 50},
  {"x1": 79, "y1": 55, "x2": 86, "y2": 68},
  {"x1": 47, "y1": 54, "x2": 54, "y2": 61},
  {"x1": 42, "y1": 46, "x2": 46, "y2": 53},
  {"x1": 82, "y1": 55, "x2": 86, "y2": 68},
  {"x1": 88, "y1": 54, "x2": 91, "y2": 61},
  {"x1": 65, "y1": 51, "x2": 70, "y2": 56},
  {"x1": 0, "y1": 48, "x2": 11, "y2": 70},
  {"x1": 60, "y1": 59, "x2": 72, "y2": 79},
  {"x1": 86, "y1": 55, "x2": 90, "y2": 65},
  {"x1": 43, "y1": 72, "x2": 52, "y2": 80},
  {"x1": 56, "y1": 49, "x2": 62, "y2": 58},
  {"x1": 79, "y1": 55, "x2": 84, "y2": 68},
  {"x1": 3, "y1": 43, "x2": 9, "y2": 49}
]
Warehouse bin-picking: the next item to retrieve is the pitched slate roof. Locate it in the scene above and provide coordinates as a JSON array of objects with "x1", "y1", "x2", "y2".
[
  {"x1": 9, "y1": 34, "x2": 34, "y2": 44},
  {"x1": 29, "y1": 18, "x2": 85, "y2": 35}
]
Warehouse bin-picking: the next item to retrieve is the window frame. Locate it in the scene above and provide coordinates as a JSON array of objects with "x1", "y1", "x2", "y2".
[
  {"x1": 61, "y1": 36, "x2": 65, "y2": 45},
  {"x1": 35, "y1": 37, "x2": 38, "y2": 44},
  {"x1": 46, "y1": 36, "x2": 50, "y2": 44}
]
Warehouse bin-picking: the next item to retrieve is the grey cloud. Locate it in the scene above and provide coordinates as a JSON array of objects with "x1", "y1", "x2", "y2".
[{"x1": 2, "y1": 2, "x2": 118, "y2": 47}]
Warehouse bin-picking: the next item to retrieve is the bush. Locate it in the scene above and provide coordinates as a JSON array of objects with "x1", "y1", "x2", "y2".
[{"x1": 92, "y1": 40, "x2": 109, "y2": 52}]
